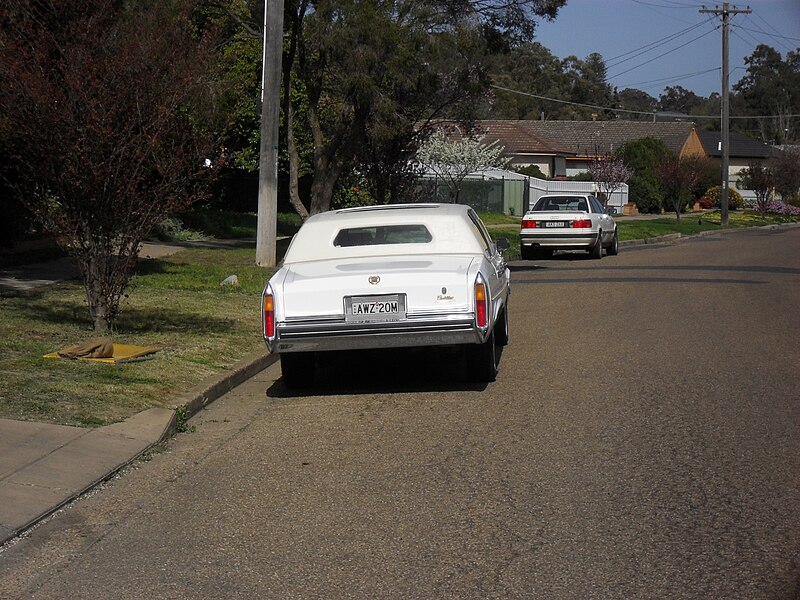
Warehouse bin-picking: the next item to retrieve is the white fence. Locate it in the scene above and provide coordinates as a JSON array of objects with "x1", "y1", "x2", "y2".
[{"x1": 528, "y1": 177, "x2": 629, "y2": 213}]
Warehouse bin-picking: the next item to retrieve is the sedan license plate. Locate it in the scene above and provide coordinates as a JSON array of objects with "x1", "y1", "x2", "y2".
[
  {"x1": 345, "y1": 294, "x2": 406, "y2": 323},
  {"x1": 544, "y1": 221, "x2": 566, "y2": 228}
]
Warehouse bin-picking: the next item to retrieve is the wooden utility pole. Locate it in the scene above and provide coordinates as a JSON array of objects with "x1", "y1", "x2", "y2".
[
  {"x1": 700, "y1": 3, "x2": 750, "y2": 227},
  {"x1": 256, "y1": 0, "x2": 285, "y2": 267}
]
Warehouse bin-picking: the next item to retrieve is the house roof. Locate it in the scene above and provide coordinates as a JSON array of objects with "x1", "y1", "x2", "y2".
[
  {"x1": 694, "y1": 128, "x2": 776, "y2": 159},
  {"x1": 505, "y1": 120, "x2": 696, "y2": 157},
  {"x1": 475, "y1": 120, "x2": 575, "y2": 156}
]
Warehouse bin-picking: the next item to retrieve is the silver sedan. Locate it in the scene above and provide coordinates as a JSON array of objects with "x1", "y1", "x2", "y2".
[{"x1": 519, "y1": 194, "x2": 619, "y2": 260}]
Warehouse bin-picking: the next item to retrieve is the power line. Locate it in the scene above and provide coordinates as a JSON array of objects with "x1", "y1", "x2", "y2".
[
  {"x1": 731, "y1": 19, "x2": 765, "y2": 51},
  {"x1": 607, "y1": 26, "x2": 719, "y2": 79},
  {"x1": 631, "y1": 0, "x2": 700, "y2": 9},
  {"x1": 491, "y1": 84, "x2": 655, "y2": 116},
  {"x1": 619, "y1": 67, "x2": 720, "y2": 90},
  {"x1": 490, "y1": 83, "x2": 800, "y2": 121},
  {"x1": 734, "y1": 24, "x2": 800, "y2": 42},
  {"x1": 606, "y1": 19, "x2": 712, "y2": 66},
  {"x1": 630, "y1": 0, "x2": 701, "y2": 25},
  {"x1": 750, "y1": 11, "x2": 796, "y2": 52}
]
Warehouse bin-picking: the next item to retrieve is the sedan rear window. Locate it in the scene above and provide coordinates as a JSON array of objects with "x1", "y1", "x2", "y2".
[
  {"x1": 333, "y1": 224, "x2": 433, "y2": 247},
  {"x1": 533, "y1": 196, "x2": 589, "y2": 212}
]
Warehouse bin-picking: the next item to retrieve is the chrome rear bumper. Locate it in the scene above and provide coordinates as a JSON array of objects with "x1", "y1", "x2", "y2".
[{"x1": 270, "y1": 314, "x2": 481, "y2": 353}]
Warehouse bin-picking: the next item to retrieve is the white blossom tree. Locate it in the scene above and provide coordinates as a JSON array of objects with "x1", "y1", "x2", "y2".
[
  {"x1": 588, "y1": 154, "x2": 632, "y2": 208},
  {"x1": 416, "y1": 129, "x2": 508, "y2": 203}
]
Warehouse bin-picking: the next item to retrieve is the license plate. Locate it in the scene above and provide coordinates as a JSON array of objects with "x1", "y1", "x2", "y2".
[
  {"x1": 345, "y1": 294, "x2": 406, "y2": 323},
  {"x1": 544, "y1": 221, "x2": 566, "y2": 228}
]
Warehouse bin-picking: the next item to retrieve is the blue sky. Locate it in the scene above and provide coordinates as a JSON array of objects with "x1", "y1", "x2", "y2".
[{"x1": 532, "y1": 0, "x2": 800, "y2": 98}]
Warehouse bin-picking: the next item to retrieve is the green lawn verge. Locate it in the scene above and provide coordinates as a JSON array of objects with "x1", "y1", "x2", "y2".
[
  {"x1": 0, "y1": 247, "x2": 274, "y2": 428},
  {"x1": 617, "y1": 211, "x2": 800, "y2": 241},
  {"x1": 478, "y1": 212, "x2": 522, "y2": 225}
]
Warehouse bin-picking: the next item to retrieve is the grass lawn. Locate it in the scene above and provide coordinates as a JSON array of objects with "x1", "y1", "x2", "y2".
[
  {"x1": 0, "y1": 247, "x2": 275, "y2": 427},
  {"x1": 617, "y1": 211, "x2": 800, "y2": 241}
]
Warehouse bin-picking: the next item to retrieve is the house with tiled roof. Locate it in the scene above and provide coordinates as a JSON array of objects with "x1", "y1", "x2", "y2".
[
  {"x1": 688, "y1": 128, "x2": 778, "y2": 186},
  {"x1": 473, "y1": 120, "x2": 776, "y2": 183},
  {"x1": 473, "y1": 120, "x2": 575, "y2": 178},
  {"x1": 494, "y1": 120, "x2": 696, "y2": 176}
]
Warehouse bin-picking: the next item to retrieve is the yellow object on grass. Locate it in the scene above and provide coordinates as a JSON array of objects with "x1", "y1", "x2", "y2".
[{"x1": 44, "y1": 342, "x2": 159, "y2": 364}]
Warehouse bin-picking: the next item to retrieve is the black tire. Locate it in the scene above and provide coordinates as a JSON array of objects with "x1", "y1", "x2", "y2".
[
  {"x1": 520, "y1": 244, "x2": 535, "y2": 260},
  {"x1": 495, "y1": 307, "x2": 509, "y2": 346},
  {"x1": 280, "y1": 352, "x2": 315, "y2": 389},
  {"x1": 589, "y1": 233, "x2": 603, "y2": 260},
  {"x1": 607, "y1": 229, "x2": 619, "y2": 256},
  {"x1": 466, "y1": 331, "x2": 498, "y2": 382}
]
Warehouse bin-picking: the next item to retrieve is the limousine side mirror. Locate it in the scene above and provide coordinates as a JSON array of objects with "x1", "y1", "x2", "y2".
[{"x1": 606, "y1": 207, "x2": 617, "y2": 215}]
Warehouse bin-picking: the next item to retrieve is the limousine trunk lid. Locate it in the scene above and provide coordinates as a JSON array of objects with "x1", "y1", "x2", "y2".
[{"x1": 278, "y1": 255, "x2": 476, "y2": 320}]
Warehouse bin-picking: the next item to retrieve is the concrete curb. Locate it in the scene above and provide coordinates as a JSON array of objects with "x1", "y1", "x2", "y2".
[{"x1": 169, "y1": 350, "x2": 279, "y2": 427}]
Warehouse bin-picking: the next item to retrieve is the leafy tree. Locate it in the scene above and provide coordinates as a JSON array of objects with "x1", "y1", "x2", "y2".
[
  {"x1": 616, "y1": 88, "x2": 657, "y2": 120},
  {"x1": 282, "y1": 0, "x2": 566, "y2": 216},
  {"x1": 416, "y1": 129, "x2": 508, "y2": 202},
  {"x1": 656, "y1": 155, "x2": 705, "y2": 222},
  {"x1": 658, "y1": 85, "x2": 705, "y2": 115},
  {"x1": 588, "y1": 154, "x2": 632, "y2": 208},
  {"x1": 515, "y1": 164, "x2": 548, "y2": 179},
  {"x1": 733, "y1": 45, "x2": 800, "y2": 144},
  {"x1": 740, "y1": 162, "x2": 774, "y2": 213},
  {"x1": 616, "y1": 138, "x2": 672, "y2": 214},
  {"x1": 616, "y1": 137, "x2": 672, "y2": 174},
  {"x1": 771, "y1": 147, "x2": 800, "y2": 204},
  {"x1": 0, "y1": 0, "x2": 221, "y2": 331},
  {"x1": 488, "y1": 42, "x2": 567, "y2": 119},
  {"x1": 560, "y1": 53, "x2": 613, "y2": 119}
]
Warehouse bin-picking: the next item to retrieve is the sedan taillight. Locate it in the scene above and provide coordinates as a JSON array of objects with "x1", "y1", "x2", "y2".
[
  {"x1": 521, "y1": 219, "x2": 537, "y2": 229},
  {"x1": 572, "y1": 219, "x2": 592, "y2": 228}
]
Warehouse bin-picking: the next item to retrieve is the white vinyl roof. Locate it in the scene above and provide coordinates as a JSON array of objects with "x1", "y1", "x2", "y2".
[{"x1": 282, "y1": 204, "x2": 486, "y2": 263}]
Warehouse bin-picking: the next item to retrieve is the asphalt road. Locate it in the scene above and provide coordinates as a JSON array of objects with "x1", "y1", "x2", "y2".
[{"x1": 2, "y1": 226, "x2": 799, "y2": 599}]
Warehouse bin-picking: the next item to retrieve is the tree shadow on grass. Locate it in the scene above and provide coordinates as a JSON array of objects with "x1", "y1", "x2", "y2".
[{"x1": 12, "y1": 296, "x2": 238, "y2": 334}]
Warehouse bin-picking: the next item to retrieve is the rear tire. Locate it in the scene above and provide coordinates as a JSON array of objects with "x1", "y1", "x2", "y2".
[
  {"x1": 589, "y1": 233, "x2": 603, "y2": 260},
  {"x1": 520, "y1": 244, "x2": 535, "y2": 260},
  {"x1": 467, "y1": 331, "x2": 498, "y2": 382},
  {"x1": 280, "y1": 352, "x2": 315, "y2": 389},
  {"x1": 495, "y1": 308, "x2": 509, "y2": 346},
  {"x1": 607, "y1": 229, "x2": 619, "y2": 256}
]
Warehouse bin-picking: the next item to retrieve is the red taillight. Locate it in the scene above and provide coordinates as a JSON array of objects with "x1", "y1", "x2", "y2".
[
  {"x1": 475, "y1": 280, "x2": 488, "y2": 329},
  {"x1": 521, "y1": 219, "x2": 537, "y2": 229},
  {"x1": 263, "y1": 293, "x2": 275, "y2": 339},
  {"x1": 572, "y1": 219, "x2": 592, "y2": 228}
]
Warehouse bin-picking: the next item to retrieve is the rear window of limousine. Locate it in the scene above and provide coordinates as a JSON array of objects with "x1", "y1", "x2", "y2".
[{"x1": 282, "y1": 204, "x2": 489, "y2": 263}]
